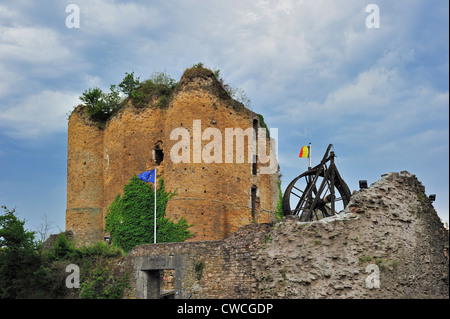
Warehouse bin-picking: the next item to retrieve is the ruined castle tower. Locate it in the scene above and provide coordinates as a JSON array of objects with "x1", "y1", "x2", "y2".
[{"x1": 66, "y1": 67, "x2": 280, "y2": 244}]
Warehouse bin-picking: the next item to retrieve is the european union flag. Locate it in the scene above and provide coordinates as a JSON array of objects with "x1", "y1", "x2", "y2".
[{"x1": 138, "y1": 169, "x2": 156, "y2": 183}]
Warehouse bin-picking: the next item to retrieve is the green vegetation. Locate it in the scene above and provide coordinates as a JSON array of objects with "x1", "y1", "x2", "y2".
[
  {"x1": 264, "y1": 233, "x2": 272, "y2": 244},
  {"x1": 0, "y1": 205, "x2": 128, "y2": 299},
  {"x1": 261, "y1": 232, "x2": 273, "y2": 250},
  {"x1": 358, "y1": 254, "x2": 374, "y2": 264},
  {"x1": 182, "y1": 62, "x2": 216, "y2": 80},
  {"x1": 76, "y1": 64, "x2": 253, "y2": 124},
  {"x1": 391, "y1": 259, "x2": 399, "y2": 269},
  {"x1": 257, "y1": 113, "x2": 269, "y2": 131},
  {"x1": 118, "y1": 71, "x2": 141, "y2": 96},
  {"x1": 210, "y1": 65, "x2": 252, "y2": 109},
  {"x1": 194, "y1": 261, "x2": 205, "y2": 280},
  {"x1": 1, "y1": 175, "x2": 194, "y2": 299},
  {"x1": 374, "y1": 257, "x2": 391, "y2": 271},
  {"x1": 358, "y1": 253, "x2": 398, "y2": 271},
  {"x1": 128, "y1": 70, "x2": 177, "y2": 108},
  {"x1": 43, "y1": 233, "x2": 129, "y2": 299},
  {"x1": 0, "y1": 205, "x2": 47, "y2": 298},
  {"x1": 276, "y1": 180, "x2": 284, "y2": 220},
  {"x1": 79, "y1": 85, "x2": 122, "y2": 122},
  {"x1": 279, "y1": 267, "x2": 287, "y2": 281},
  {"x1": 105, "y1": 176, "x2": 193, "y2": 252},
  {"x1": 78, "y1": 70, "x2": 177, "y2": 123},
  {"x1": 417, "y1": 191, "x2": 426, "y2": 205}
]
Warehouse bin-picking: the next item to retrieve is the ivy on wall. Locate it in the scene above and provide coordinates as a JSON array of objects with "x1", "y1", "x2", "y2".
[{"x1": 105, "y1": 176, "x2": 193, "y2": 252}]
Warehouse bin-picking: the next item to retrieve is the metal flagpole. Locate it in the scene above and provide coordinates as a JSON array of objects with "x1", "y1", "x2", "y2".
[
  {"x1": 308, "y1": 142, "x2": 312, "y2": 169},
  {"x1": 154, "y1": 167, "x2": 157, "y2": 244}
]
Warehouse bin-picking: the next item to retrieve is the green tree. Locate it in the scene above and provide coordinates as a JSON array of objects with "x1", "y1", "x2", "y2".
[
  {"x1": 0, "y1": 205, "x2": 49, "y2": 298},
  {"x1": 118, "y1": 71, "x2": 141, "y2": 96},
  {"x1": 0, "y1": 206, "x2": 35, "y2": 251},
  {"x1": 79, "y1": 87, "x2": 103, "y2": 110},
  {"x1": 79, "y1": 85, "x2": 123, "y2": 122},
  {"x1": 103, "y1": 84, "x2": 122, "y2": 111},
  {"x1": 79, "y1": 87, "x2": 110, "y2": 122},
  {"x1": 105, "y1": 176, "x2": 193, "y2": 252}
]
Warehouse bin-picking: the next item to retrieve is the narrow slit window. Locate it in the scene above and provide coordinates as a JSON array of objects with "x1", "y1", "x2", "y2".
[
  {"x1": 251, "y1": 186, "x2": 257, "y2": 220},
  {"x1": 252, "y1": 118, "x2": 259, "y2": 175},
  {"x1": 155, "y1": 142, "x2": 164, "y2": 165}
]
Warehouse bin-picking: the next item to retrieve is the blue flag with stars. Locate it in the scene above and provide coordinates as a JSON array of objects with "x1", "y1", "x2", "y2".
[{"x1": 138, "y1": 169, "x2": 155, "y2": 183}]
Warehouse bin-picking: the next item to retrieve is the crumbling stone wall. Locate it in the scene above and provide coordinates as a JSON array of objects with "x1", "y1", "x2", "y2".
[
  {"x1": 256, "y1": 171, "x2": 448, "y2": 298},
  {"x1": 121, "y1": 171, "x2": 449, "y2": 299},
  {"x1": 66, "y1": 70, "x2": 279, "y2": 244}
]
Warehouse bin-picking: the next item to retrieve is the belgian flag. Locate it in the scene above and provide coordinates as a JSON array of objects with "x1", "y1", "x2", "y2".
[{"x1": 299, "y1": 145, "x2": 309, "y2": 158}]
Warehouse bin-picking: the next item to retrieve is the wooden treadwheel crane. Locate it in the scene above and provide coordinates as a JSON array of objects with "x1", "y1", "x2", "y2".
[{"x1": 282, "y1": 144, "x2": 352, "y2": 221}]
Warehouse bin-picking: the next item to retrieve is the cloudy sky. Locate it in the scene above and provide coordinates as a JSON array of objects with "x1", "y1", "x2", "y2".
[{"x1": 0, "y1": 0, "x2": 448, "y2": 235}]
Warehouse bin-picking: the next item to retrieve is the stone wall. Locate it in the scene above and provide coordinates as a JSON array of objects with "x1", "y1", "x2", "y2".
[
  {"x1": 123, "y1": 223, "x2": 271, "y2": 299},
  {"x1": 120, "y1": 171, "x2": 449, "y2": 299}
]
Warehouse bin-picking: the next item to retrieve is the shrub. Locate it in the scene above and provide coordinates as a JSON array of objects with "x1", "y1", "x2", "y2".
[
  {"x1": 182, "y1": 63, "x2": 216, "y2": 80},
  {"x1": 150, "y1": 70, "x2": 177, "y2": 90},
  {"x1": 79, "y1": 264, "x2": 129, "y2": 299},
  {"x1": 50, "y1": 233, "x2": 77, "y2": 260},
  {"x1": 79, "y1": 64, "x2": 252, "y2": 122},
  {"x1": 0, "y1": 205, "x2": 129, "y2": 299},
  {"x1": 44, "y1": 233, "x2": 128, "y2": 299},
  {"x1": 212, "y1": 68, "x2": 252, "y2": 109}
]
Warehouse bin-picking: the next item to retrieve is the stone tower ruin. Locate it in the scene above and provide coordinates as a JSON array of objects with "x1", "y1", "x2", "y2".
[{"x1": 66, "y1": 67, "x2": 280, "y2": 244}]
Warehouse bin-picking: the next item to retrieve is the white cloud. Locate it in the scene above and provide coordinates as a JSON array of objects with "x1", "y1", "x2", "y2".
[
  {"x1": 0, "y1": 64, "x2": 25, "y2": 99},
  {"x1": 283, "y1": 66, "x2": 404, "y2": 122},
  {"x1": 78, "y1": 0, "x2": 164, "y2": 36},
  {"x1": 0, "y1": 4, "x2": 17, "y2": 20},
  {"x1": 0, "y1": 26, "x2": 72, "y2": 65},
  {"x1": 0, "y1": 90, "x2": 79, "y2": 139},
  {"x1": 0, "y1": 0, "x2": 446, "y2": 230},
  {"x1": 83, "y1": 74, "x2": 103, "y2": 88}
]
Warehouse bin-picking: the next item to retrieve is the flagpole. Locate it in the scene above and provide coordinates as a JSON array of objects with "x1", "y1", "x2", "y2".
[
  {"x1": 154, "y1": 167, "x2": 157, "y2": 244},
  {"x1": 308, "y1": 142, "x2": 312, "y2": 169}
]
